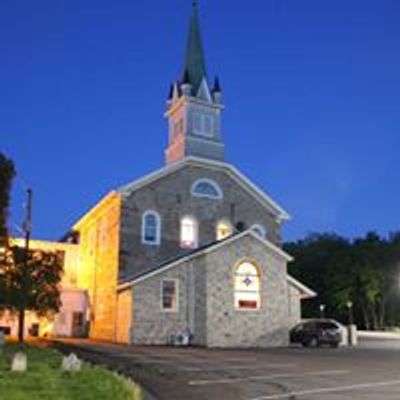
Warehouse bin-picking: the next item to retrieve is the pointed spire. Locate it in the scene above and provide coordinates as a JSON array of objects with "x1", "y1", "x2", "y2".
[
  {"x1": 213, "y1": 76, "x2": 221, "y2": 93},
  {"x1": 182, "y1": 69, "x2": 190, "y2": 84},
  {"x1": 167, "y1": 83, "x2": 174, "y2": 100},
  {"x1": 182, "y1": 1, "x2": 208, "y2": 92}
]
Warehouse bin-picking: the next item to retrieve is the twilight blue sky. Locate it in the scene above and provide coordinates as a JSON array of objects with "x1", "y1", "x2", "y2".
[{"x1": 1, "y1": 0, "x2": 399, "y2": 242}]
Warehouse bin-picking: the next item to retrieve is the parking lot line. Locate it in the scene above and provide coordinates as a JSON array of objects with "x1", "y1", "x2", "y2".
[
  {"x1": 188, "y1": 369, "x2": 349, "y2": 386},
  {"x1": 182, "y1": 363, "x2": 297, "y2": 372},
  {"x1": 249, "y1": 379, "x2": 400, "y2": 400}
]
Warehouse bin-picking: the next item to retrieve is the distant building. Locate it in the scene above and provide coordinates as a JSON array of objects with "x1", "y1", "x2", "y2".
[{"x1": 2, "y1": 3, "x2": 315, "y2": 347}]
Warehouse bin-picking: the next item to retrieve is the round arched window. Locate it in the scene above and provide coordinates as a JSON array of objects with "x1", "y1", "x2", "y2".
[
  {"x1": 142, "y1": 210, "x2": 161, "y2": 245},
  {"x1": 180, "y1": 216, "x2": 198, "y2": 249},
  {"x1": 251, "y1": 224, "x2": 267, "y2": 239},
  {"x1": 234, "y1": 261, "x2": 261, "y2": 310},
  {"x1": 191, "y1": 179, "x2": 223, "y2": 199}
]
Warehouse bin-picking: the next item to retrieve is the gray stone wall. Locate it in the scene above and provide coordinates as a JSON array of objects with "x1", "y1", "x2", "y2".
[
  {"x1": 130, "y1": 256, "x2": 208, "y2": 346},
  {"x1": 119, "y1": 164, "x2": 281, "y2": 280},
  {"x1": 205, "y1": 235, "x2": 290, "y2": 348},
  {"x1": 287, "y1": 284, "x2": 302, "y2": 329},
  {"x1": 129, "y1": 233, "x2": 293, "y2": 348}
]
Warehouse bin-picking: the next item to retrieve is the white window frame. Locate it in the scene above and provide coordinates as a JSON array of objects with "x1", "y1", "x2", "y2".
[
  {"x1": 142, "y1": 210, "x2": 161, "y2": 246},
  {"x1": 234, "y1": 261, "x2": 261, "y2": 311},
  {"x1": 192, "y1": 112, "x2": 214, "y2": 137},
  {"x1": 180, "y1": 216, "x2": 199, "y2": 249},
  {"x1": 191, "y1": 178, "x2": 223, "y2": 200},
  {"x1": 160, "y1": 279, "x2": 179, "y2": 313},
  {"x1": 251, "y1": 224, "x2": 267, "y2": 239}
]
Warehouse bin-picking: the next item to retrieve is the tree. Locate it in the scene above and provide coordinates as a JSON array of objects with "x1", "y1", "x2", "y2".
[
  {"x1": 0, "y1": 152, "x2": 15, "y2": 247},
  {"x1": 0, "y1": 246, "x2": 63, "y2": 342},
  {"x1": 285, "y1": 231, "x2": 400, "y2": 330}
]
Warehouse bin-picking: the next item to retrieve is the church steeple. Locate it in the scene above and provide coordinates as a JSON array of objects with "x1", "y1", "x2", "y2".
[
  {"x1": 182, "y1": 1, "x2": 207, "y2": 94},
  {"x1": 165, "y1": 2, "x2": 225, "y2": 165}
]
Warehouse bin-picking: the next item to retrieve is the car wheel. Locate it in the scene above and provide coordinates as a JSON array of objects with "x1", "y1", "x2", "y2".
[{"x1": 307, "y1": 336, "x2": 319, "y2": 348}]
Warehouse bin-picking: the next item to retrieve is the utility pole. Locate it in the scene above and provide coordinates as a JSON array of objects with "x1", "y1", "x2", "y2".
[{"x1": 18, "y1": 188, "x2": 32, "y2": 343}]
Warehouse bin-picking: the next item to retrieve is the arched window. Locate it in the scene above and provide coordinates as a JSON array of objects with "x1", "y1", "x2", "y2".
[
  {"x1": 216, "y1": 220, "x2": 233, "y2": 241},
  {"x1": 142, "y1": 211, "x2": 161, "y2": 245},
  {"x1": 180, "y1": 216, "x2": 198, "y2": 249},
  {"x1": 191, "y1": 179, "x2": 223, "y2": 200},
  {"x1": 234, "y1": 261, "x2": 261, "y2": 310},
  {"x1": 251, "y1": 224, "x2": 267, "y2": 239}
]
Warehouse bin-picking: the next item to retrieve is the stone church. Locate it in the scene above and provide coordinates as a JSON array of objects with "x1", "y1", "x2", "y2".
[{"x1": 4, "y1": 4, "x2": 315, "y2": 346}]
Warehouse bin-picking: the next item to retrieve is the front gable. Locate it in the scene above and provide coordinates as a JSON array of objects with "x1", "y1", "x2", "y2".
[
  {"x1": 117, "y1": 158, "x2": 288, "y2": 279},
  {"x1": 117, "y1": 157, "x2": 290, "y2": 222}
]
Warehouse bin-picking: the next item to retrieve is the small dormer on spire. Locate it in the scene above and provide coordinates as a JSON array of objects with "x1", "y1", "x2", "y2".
[{"x1": 212, "y1": 76, "x2": 222, "y2": 104}]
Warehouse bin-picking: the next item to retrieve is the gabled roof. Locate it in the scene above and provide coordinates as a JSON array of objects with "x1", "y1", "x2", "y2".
[
  {"x1": 287, "y1": 275, "x2": 317, "y2": 299},
  {"x1": 117, "y1": 157, "x2": 290, "y2": 221},
  {"x1": 117, "y1": 230, "x2": 293, "y2": 291}
]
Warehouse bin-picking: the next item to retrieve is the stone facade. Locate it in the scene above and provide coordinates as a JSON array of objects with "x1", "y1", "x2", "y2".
[
  {"x1": 73, "y1": 192, "x2": 122, "y2": 341},
  {"x1": 119, "y1": 161, "x2": 282, "y2": 280},
  {"x1": 116, "y1": 290, "x2": 133, "y2": 344},
  {"x1": 125, "y1": 233, "x2": 293, "y2": 348},
  {"x1": 287, "y1": 284, "x2": 302, "y2": 328}
]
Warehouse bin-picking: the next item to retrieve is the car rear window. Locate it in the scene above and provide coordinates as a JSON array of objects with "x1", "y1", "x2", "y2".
[{"x1": 319, "y1": 322, "x2": 337, "y2": 330}]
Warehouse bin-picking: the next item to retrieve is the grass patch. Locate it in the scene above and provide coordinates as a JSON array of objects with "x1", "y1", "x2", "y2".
[{"x1": 0, "y1": 343, "x2": 143, "y2": 400}]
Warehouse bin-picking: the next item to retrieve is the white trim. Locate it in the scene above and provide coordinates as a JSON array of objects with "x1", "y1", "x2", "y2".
[
  {"x1": 234, "y1": 261, "x2": 261, "y2": 311},
  {"x1": 250, "y1": 224, "x2": 267, "y2": 239},
  {"x1": 118, "y1": 230, "x2": 293, "y2": 291},
  {"x1": 287, "y1": 274, "x2": 317, "y2": 299},
  {"x1": 160, "y1": 279, "x2": 179, "y2": 313},
  {"x1": 191, "y1": 178, "x2": 223, "y2": 200},
  {"x1": 187, "y1": 136, "x2": 225, "y2": 146},
  {"x1": 141, "y1": 210, "x2": 161, "y2": 246},
  {"x1": 117, "y1": 157, "x2": 290, "y2": 221},
  {"x1": 191, "y1": 112, "x2": 214, "y2": 138}
]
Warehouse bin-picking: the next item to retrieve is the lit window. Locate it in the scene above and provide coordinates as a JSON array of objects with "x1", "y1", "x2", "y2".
[
  {"x1": 191, "y1": 179, "x2": 223, "y2": 199},
  {"x1": 251, "y1": 224, "x2": 266, "y2": 239},
  {"x1": 234, "y1": 261, "x2": 261, "y2": 310},
  {"x1": 161, "y1": 280, "x2": 178, "y2": 311},
  {"x1": 180, "y1": 216, "x2": 198, "y2": 249},
  {"x1": 142, "y1": 211, "x2": 161, "y2": 245},
  {"x1": 216, "y1": 221, "x2": 233, "y2": 241}
]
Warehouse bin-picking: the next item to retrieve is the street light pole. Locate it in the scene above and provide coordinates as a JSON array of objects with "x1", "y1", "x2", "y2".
[
  {"x1": 18, "y1": 188, "x2": 32, "y2": 343},
  {"x1": 346, "y1": 301, "x2": 354, "y2": 326},
  {"x1": 319, "y1": 304, "x2": 326, "y2": 319}
]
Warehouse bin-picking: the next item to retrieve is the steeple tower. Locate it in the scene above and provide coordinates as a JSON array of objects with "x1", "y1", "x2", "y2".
[
  {"x1": 165, "y1": 2, "x2": 225, "y2": 165},
  {"x1": 182, "y1": 0, "x2": 207, "y2": 94}
]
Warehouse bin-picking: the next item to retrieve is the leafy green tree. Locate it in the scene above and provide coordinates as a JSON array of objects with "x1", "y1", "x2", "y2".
[
  {"x1": 0, "y1": 246, "x2": 63, "y2": 342},
  {"x1": 0, "y1": 152, "x2": 15, "y2": 247},
  {"x1": 285, "y1": 231, "x2": 400, "y2": 330}
]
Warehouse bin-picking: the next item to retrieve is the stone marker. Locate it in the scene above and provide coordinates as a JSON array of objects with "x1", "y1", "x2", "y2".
[
  {"x1": 11, "y1": 352, "x2": 27, "y2": 372},
  {"x1": 61, "y1": 353, "x2": 82, "y2": 372}
]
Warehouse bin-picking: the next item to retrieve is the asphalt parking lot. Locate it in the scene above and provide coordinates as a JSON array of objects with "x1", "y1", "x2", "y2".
[{"x1": 53, "y1": 336, "x2": 400, "y2": 400}]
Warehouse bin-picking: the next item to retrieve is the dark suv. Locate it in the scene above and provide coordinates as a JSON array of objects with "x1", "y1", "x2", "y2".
[{"x1": 290, "y1": 319, "x2": 342, "y2": 348}]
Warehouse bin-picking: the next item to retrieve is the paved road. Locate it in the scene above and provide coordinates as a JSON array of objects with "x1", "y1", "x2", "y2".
[{"x1": 52, "y1": 337, "x2": 400, "y2": 400}]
